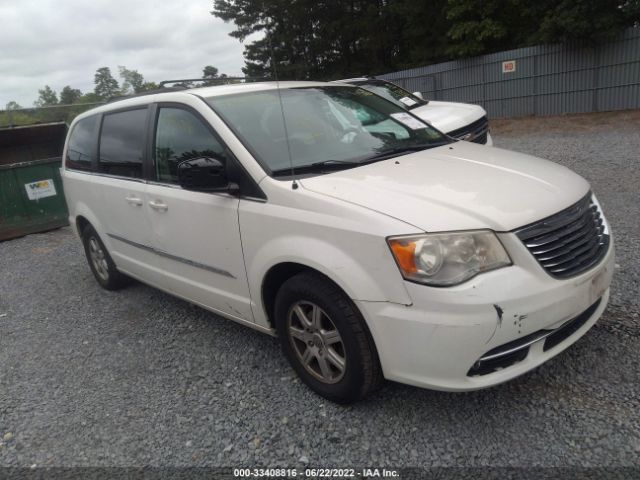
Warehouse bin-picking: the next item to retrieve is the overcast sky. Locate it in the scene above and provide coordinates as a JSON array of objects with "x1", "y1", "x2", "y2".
[{"x1": 0, "y1": 0, "x2": 248, "y2": 107}]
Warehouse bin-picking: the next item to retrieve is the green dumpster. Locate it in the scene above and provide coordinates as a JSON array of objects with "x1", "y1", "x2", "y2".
[{"x1": 0, "y1": 122, "x2": 69, "y2": 241}]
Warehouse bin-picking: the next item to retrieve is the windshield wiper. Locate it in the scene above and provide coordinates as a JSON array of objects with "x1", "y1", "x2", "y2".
[
  {"x1": 311, "y1": 159, "x2": 360, "y2": 167},
  {"x1": 271, "y1": 159, "x2": 360, "y2": 177},
  {"x1": 271, "y1": 142, "x2": 451, "y2": 177},
  {"x1": 362, "y1": 141, "x2": 451, "y2": 162}
]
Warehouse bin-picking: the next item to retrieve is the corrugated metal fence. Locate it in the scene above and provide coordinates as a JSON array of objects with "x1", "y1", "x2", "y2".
[{"x1": 378, "y1": 27, "x2": 640, "y2": 118}]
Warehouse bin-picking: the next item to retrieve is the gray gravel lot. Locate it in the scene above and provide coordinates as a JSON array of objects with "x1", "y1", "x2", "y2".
[{"x1": 1, "y1": 111, "x2": 639, "y2": 469}]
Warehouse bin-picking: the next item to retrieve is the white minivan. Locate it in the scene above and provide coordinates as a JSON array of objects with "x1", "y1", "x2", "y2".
[{"x1": 62, "y1": 81, "x2": 614, "y2": 403}]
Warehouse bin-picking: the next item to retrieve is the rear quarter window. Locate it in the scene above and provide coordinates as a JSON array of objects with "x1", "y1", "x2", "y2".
[{"x1": 66, "y1": 115, "x2": 98, "y2": 171}]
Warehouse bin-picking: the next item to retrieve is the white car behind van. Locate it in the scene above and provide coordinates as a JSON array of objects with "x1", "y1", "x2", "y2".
[{"x1": 337, "y1": 77, "x2": 493, "y2": 145}]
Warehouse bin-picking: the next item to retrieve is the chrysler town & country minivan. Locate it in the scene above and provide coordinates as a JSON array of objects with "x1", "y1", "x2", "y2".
[{"x1": 62, "y1": 81, "x2": 614, "y2": 403}]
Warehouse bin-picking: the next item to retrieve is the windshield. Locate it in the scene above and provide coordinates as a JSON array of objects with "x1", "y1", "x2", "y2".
[
  {"x1": 206, "y1": 86, "x2": 448, "y2": 176},
  {"x1": 355, "y1": 81, "x2": 426, "y2": 110}
]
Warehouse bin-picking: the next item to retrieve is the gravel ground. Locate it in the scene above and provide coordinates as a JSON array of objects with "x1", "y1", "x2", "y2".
[{"x1": 1, "y1": 111, "x2": 639, "y2": 469}]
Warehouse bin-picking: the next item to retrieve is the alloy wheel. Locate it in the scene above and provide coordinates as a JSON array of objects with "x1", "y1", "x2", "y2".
[
  {"x1": 287, "y1": 301, "x2": 347, "y2": 384},
  {"x1": 88, "y1": 236, "x2": 109, "y2": 282}
]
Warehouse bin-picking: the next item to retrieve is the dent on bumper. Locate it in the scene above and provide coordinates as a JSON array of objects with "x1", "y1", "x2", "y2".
[{"x1": 356, "y1": 243, "x2": 614, "y2": 391}]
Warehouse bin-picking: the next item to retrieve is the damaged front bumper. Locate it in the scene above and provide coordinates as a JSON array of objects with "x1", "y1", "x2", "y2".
[{"x1": 355, "y1": 233, "x2": 615, "y2": 391}]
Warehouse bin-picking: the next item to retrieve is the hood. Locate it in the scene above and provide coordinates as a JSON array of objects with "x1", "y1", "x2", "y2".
[
  {"x1": 299, "y1": 141, "x2": 590, "y2": 232},
  {"x1": 411, "y1": 101, "x2": 486, "y2": 134}
]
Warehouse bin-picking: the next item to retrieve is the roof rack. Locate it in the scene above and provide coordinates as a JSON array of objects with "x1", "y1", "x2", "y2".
[
  {"x1": 107, "y1": 86, "x2": 187, "y2": 103},
  {"x1": 105, "y1": 77, "x2": 272, "y2": 103},
  {"x1": 159, "y1": 76, "x2": 270, "y2": 87}
]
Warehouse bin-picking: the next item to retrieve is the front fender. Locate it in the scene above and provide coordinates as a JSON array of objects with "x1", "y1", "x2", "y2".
[{"x1": 245, "y1": 234, "x2": 412, "y2": 327}]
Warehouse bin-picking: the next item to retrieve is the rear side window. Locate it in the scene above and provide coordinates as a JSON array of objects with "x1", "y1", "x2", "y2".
[
  {"x1": 154, "y1": 107, "x2": 227, "y2": 184},
  {"x1": 98, "y1": 108, "x2": 147, "y2": 178},
  {"x1": 66, "y1": 115, "x2": 98, "y2": 171}
]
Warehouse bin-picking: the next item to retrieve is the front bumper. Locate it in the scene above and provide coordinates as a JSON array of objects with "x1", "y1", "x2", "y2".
[{"x1": 356, "y1": 233, "x2": 614, "y2": 391}]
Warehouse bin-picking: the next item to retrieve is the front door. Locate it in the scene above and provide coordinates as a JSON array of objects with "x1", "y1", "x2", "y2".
[{"x1": 145, "y1": 105, "x2": 254, "y2": 323}]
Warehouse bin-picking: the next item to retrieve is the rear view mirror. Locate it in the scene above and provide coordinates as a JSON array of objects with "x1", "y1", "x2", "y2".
[
  {"x1": 177, "y1": 157, "x2": 232, "y2": 192},
  {"x1": 413, "y1": 91, "x2": 424, "y2": 100}
]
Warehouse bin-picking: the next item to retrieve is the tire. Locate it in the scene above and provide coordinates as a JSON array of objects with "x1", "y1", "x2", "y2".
[
  {"x1": 274, "y1": 271, "x2": 383, "y2": 403},
  {"x1": 81, "y1": 225, "x2": 131, "y2": 290}
]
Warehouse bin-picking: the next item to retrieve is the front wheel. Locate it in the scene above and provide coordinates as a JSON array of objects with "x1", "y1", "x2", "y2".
[{"x1": 274, "y1": 272, "x2": 383, "y2": 403}]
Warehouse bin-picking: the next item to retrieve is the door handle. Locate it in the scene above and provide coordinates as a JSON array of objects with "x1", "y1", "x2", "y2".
[
  {"x1": 149, "y1": 200, "x2": 168, "y2": 212},
  {"x1": 125, "y1": 195, "x2": 143, "y2": 206}
]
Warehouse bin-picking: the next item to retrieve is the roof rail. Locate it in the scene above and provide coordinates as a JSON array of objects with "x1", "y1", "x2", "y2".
[
  {"x1": 105, "y1": 77, "x2": 272, "y2": 103},
  {"x1": 158, "y1": 76, "x2": 270, "y2": 87},
  {"x1": 106, "y1": 86, "x2": 188, "y2": 103}
]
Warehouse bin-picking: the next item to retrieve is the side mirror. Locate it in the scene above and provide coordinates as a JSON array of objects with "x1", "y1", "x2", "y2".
[
  {"x1": 413, "y1": 91, "x2": 424, "y2": 100},
  {"x1": 177, "y1": 157, "x2": 235, "y2": 193}
]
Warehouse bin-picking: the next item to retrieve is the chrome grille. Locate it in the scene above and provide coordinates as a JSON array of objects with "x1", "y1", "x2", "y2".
[
  {"x1": 447, "y1": 116, "x2": 489, "y2": 145},
  {"x1": 515, "y1": 193, "x2": 610, "y2": 279}
]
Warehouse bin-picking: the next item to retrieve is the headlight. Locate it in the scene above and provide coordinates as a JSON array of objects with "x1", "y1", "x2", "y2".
[{"x1": 387, "y1": 230, "x2": 511, "y2": 286}]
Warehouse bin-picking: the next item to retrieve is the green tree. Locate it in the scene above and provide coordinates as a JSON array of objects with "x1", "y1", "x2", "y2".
[
  {"x1": 535, "y1": 0, "x2": 640, "y2": 44},
  {"x1": 213, "y1": 0, "x2": 318, "y2": 79},
  {"x1": 59, "y1": 86, "x2": 83, "y2": 105},
  {"x1": 202, "y1": 65, "x2": 233, "y2": 85},
  {"x1": 94, "y1": 67, "x2": 120, "y2": 99},
  {"x1": 213, "y1": 0, "x2": 638, "y2": 77},
  {"x1": 78, "y1": 92, "x2": 102, "y2": 104},
  {"x1": 5, "y1": 101, "x2": 22, "y2": 110},
  {"x1": 444, "y1": 0, "x2": 639, "y2": 58},
  {"x1": 119, "y1": 66, "x2": 145, "y2": 94},
  {"x1": 34, "y1": 85, "x2": 59, "y2": 107},
  {"x1": 139, "y1": 81, "x2": 159, "y2": 92},
  {"x1": 213, "y1": 0, "x2": 449, "y2": 79},
  {"x1": 203, "y1": 65, "x2": 219, "y2": 78},
  {"x1": 202, "y1": 65, "x2": 219, "y2": 86},
  {"x1": 389, "y1": 0, "x2": 451, "y2": 67}
]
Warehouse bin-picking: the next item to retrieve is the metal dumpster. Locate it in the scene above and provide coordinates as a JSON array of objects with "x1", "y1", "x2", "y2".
[{"x1": 0, "y1": 122, "x2": 69, "y2": 241}]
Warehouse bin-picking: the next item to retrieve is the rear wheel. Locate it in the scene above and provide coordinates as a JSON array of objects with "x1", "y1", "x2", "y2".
[
  {"x1": 81, "y1": 225, "x2": 131, "y2": 290},
  {"x1": 275, "y1": 272, "x2": 383, "y2": 403}
]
